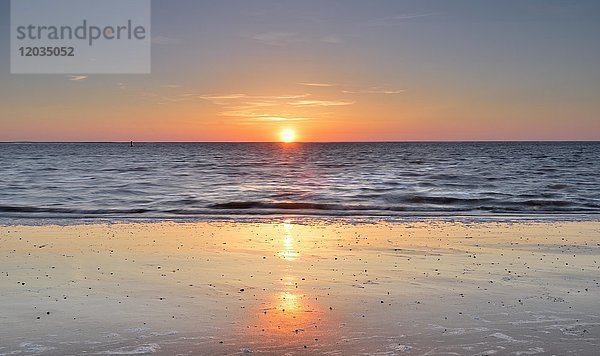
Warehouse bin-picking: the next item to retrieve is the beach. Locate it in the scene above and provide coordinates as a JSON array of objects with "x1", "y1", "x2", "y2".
[
  {"x1": 3, "y1": 0, "x2": 600, "y2": 354},
  {"x1": 1, "y1": 220, "x2": 598, "y2": 355}
]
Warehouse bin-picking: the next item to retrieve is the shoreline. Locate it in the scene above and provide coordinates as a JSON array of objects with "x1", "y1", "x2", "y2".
[
  {"x1": 1, "y1": 220, "x2": 599, "y2": 354},
  {"x1": 1, "y1": 212, "x2": 600, "y2": 227}
]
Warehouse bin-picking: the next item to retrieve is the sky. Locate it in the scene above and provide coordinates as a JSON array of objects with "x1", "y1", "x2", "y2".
[{"x1": 1, "y1": 0, "x2": 599, "y2": 142}]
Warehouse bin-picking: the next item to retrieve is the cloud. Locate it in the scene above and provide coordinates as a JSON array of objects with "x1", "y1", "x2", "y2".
[
  {"x1": 193, "y1": 92, "x2": 351, "y2": 122},
  {"x1": 247, "y1": 117, "x2": 311, "y2": 122},
  {"x1": 247, "y1": 32, "x2": 344, "y2": 46},
  {"x1": 289, "y1": 100, "x2": 354, "y2": 107},
  {"x1": 68, "y1": 75, "x2": 87, "y2": 81},
  {"x1": 219, "y1": 106, "x2": 307, "y2": 118},
  {"x1": 235, "y1": 116, "x2": 313, "y2": 125},
  {"x1": 299, "y1": 82, "x2": 335, "y2": 87},
  {"x1": 197, "y1": 92, "x2": 312, "y2": 120},
  {"x1": 198, "y1": 93, "x2": 309, "y2": 105},
  {"x1": 251, "y1": 32, "x2": 301, "y2": 46},
  {"x1": 320, "y1": 35, "x2": 343, "y2": 44},
  {"x1": 343, "y1": 88, "x2": 404, "y2": 94},
  {"x1": 273, "y1": 94, "x2": 310, "y2": 99},
  {"x1": 219, "y1": 107, "x2": 312, "y2": 121},
  {"x1": 199, "y1": 94, "x2": 247, "y2": 100},
  {"x1": 241, "y1": 101, "x2": 279, "y2": 108},
  {"x1": 364, "y1": 13, "x2": 434, "y2": 27},
  {"x1": 196, "y1": 94, "x2": 248, "y2": 105},
  {"x1": 156, "y1": 95, "x2": 196, "y2": 104},
  {"x1": 219, "y1": 108, "x2": 272, "y2": 118},
  {"x1": 394, "y1": 13, "x2": 432, "y2": 20}
]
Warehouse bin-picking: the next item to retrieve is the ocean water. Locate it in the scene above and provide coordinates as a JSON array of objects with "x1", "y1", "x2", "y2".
[{"x1": 0, "y1": 142, "x2": 599, "y2": 221}]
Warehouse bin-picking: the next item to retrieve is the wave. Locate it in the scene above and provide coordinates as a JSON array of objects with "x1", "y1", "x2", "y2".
[
  {"x1": 207, "y1": 198, "x2": 597, "y2": 213},
  {"x1": 386, "y1": 195, "x2": 494, "y2": 205},
  {"x1": 2, "y1": 195, "x2": 599, "y2": 219},
  {"x1": 0, "y1": 205, "x2": 150, "y2": 215},
  {"x1": 209, "y1": 202, "x2": 361, "y2": 211}
]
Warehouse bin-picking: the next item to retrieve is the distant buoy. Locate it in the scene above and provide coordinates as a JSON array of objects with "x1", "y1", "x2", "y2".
[{"x1": 130, "y1": 141, "x2": 133, "y2": 147}]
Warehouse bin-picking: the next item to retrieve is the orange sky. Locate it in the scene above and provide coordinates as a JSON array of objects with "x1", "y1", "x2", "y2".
[{"x1": 1, "y1": 1, "x2": 599, "y2": 141}]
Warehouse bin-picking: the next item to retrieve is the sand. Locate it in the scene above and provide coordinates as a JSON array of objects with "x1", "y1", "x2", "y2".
[{"x1": 0, "y1": 220, "x2": 599, "y2": 355}]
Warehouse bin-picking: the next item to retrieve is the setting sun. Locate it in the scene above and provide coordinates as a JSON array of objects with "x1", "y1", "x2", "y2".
[{"x1": 280, "y1": 129, "x2": 296, "y2": 143}]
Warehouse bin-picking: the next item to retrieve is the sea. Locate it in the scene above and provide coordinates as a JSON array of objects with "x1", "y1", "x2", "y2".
[{"x1": 0, "y1": 142, "x2": 599, "y2": 223}]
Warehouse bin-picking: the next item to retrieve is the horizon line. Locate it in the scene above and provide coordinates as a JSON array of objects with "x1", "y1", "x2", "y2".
[{"x1": 1, "y1": 140, "x2": 599, "y2": 144}]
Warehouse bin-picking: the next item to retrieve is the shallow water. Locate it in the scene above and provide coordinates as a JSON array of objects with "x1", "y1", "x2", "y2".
[{"x1": 0, "y1": 142, "x2": 599, "y2": 221}]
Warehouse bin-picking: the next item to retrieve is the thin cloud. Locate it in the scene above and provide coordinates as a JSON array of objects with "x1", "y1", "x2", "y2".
[
  {"x1": 247, "y1": 32, "x2": 344, "y2": 46},
  {"x1": 235, "y1": 116, "x2": 313, "y2": 126},
  {"x1": 320, "y1": 35, "x2": 343, "y2": 44},
  {"x1": 251, "y1": 32, "x2": 301, "y2": 46},
  {"x1": 197, "y1": 94, "x2": 248, "y2": 105},
  {"x1": 343, "y1": 88, "x2": 405, "y2": 94},
  {"x1": 249, "y1": 117, "x2": 311, "y2": 122},
  {"x1": 157, "y1": 95, "x2": 195, "y2": 104},
  {"x1": 187, "y1": 92, "x2": 351, "y2": 121},
  {"x1": 198, "y1": 94, "x2": 247, "y2": 100},
  {"x1": 289, "y1": 100, "x2": 354, "y2": 107},
  {"x1": 198, "y1": 93, "x2": 309, "y2": 105},
  {"x1": 219, "y1": 108, "x2": 271, "y2": 118},
  {"x1": 394, "y1": 13, "x2": 433, "y2": 20},
  {"x1": 242, "y1": 101, "x2": 279, "y2": 108},
  {"x1": 299, "y1": 83, "x2": 335, "y2": 87},
  {"x1": 273, "y1": 94, "x2": 310, "y2": 99},
  {"x1": 220, "y1": 108, "x2": 311, "y2": 121},
  {"x1": 364, "y1": 13, "x2": 434, "y2": 27}
]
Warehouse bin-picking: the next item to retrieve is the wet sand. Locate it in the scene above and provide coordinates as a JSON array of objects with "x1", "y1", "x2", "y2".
[{"x1": 0, "y1": 220, "x2": 599, "y2": 355}]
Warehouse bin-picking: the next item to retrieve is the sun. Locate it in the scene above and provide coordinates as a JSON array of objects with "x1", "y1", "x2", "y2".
[{"x1": 280, "y1": 129, "x2": 296, "y2": 143}]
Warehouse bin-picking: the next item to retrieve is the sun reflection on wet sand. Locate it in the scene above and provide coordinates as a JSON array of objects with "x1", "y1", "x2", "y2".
[
  {"x1": 246, "y1": 220, "x2": 326, "y2": 346},
  {"x1": 250, "y1": 277, "x2": 323, "y2": 342},
  {"x1": 278, "y1": 219, "x2": 299, "y2": 261},
  {"x1": 265, "y1": 290, "x2": 317, "y2": 332}
]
